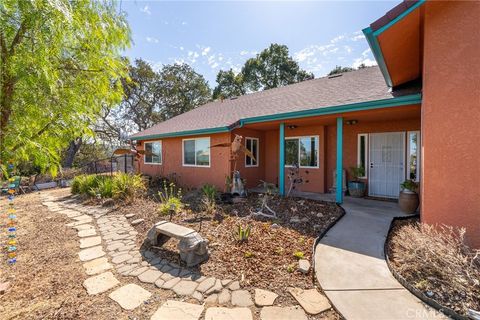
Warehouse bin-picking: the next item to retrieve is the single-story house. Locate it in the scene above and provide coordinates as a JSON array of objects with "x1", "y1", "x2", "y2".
[{"x1": 130, "y1": 0, "x2": 479, "y2": 248}]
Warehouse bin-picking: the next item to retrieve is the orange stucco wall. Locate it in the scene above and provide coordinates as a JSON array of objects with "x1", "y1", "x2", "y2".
[
  {"x1": 421, "y1": 1, "x2": 480, "y2": 248},
  {"x1": 263, "y1": 125, "x2": 327, "y2": 193},
  {"x1": 325, "y1": 118, "x2": 421, "y2": 191},
  {"x1": 137, "y1": 133, "x2": 231, "y2": 190},
  {"x1": 231, "y1": 128, "x2": 266, "y2": 188}
]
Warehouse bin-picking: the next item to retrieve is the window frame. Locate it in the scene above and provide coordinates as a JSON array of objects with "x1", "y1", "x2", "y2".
[
  {"x1": 143, "y1": 141, "x2": 162, "y2": 165},
  {"x1": 284, "y1": 135, "x2": 320, "y2": 169},
  {"x1": 244, "y1": 137, "x2": 259, "y2": 168},
  {"x1": 182, "y1": 137, "x2": 211, "y2": 168},
  {"x1": 357, "y1": 133, "x2": 368, "y2": 178},
  {"x1": 406, "y1": 130, "x2": 421, "y2": 182}
]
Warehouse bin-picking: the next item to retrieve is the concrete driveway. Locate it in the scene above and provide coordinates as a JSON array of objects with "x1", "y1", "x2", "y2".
[{"x1": 315, "y1": 197, "x2": 448, "y2": 320}]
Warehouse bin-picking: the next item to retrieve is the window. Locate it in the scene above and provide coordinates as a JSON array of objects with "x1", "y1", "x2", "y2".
[
  {"x1": 357, "y1": 134, "x2": 368, "y2": 178},
  {"x1": 183, "y1": 137, "x2": 210, "y2": 167},
  {"x1": 144, "y1": 141, "x2": 162, "y2": 164},
  {"x1": 285, "y1": 136, "x2": 319, "y2": 168},
  {"x1": 407, "y1": 131, "x2": 420, "y2": 181},
  {"x1": 245, "y1": 137, "x2": 259, "y2": 167}
]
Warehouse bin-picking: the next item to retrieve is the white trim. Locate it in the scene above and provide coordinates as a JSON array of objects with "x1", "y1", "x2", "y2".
[
  {"x1": 357, "y1": 133, "x2": 368, "y2": 178},
  {"x1": 406, "y1": 130, "x2": 421, "y2": 182},
  {"x1": 285, "y1": 135, "x2": 320, "y2": 169},
  {"x1": 143, "y1": 141, "x2": 162, "y2": 165},
  {"x1": 244, "y1": 137, "x2": 259, "y2": 167},
  {"x1": 182, "y1": 137, "x2": 211, "y2": 168}
]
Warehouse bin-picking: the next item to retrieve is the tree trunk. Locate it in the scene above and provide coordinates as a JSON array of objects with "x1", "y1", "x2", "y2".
[{"x1": 62, "y1": 138, "x2": 83, "y2": 168}]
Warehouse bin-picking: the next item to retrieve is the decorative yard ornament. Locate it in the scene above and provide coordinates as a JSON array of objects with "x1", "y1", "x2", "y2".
[
  {"x1": 286, "y1": 163, "x2": 309, "y2": 197},
  {"x1": 4, "y1": 161, "x2": 17, "y2": 264},
  {"x1": 210, "y1": 135, "x2": 256, "y2": 196}
]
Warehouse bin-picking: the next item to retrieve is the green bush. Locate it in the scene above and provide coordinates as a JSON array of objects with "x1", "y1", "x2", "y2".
[
  {"x1": 112, "y1": 173, "x2": 145, "y2": 200},
  {"x1": 71, "y1": 173, "x2": 145, "y2": 200},
  {"x1": 158, "y1": 180, "x2": 184, "y2": 218},
  {"x1": 201, "y1": 184, "x2": 217, "y2": 214}
]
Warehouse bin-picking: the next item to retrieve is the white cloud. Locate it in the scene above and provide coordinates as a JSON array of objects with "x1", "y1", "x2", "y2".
[
  {"x1": 140, "y1": 5, "x2": 151, "y2": 15},
  {"x1": 344, "y1": 45, "x2": 352, "y2": 54},
  {"x1": 146, "y1": 36, "x2": 159, "y2": 44},
  {"x1": 351, "y1": 34, "x2": 365, "y2": 41},
  {"x1": 201, "y1": 47, "x2": 211, "y2": 56},
  {"x1": 361, "y1": 48, "x2": 371, "y2": 58},
  {"x1": 353, "y1": 58, "x2": 377, "y2": 68},
  {"x1": 179, "y1": 46, "x2": 184, "y2": 51},
  {"x1": 182, "y1": 21, "x2": 188, "y2": 25},
  {"x1": 330, "y1": 35, "x2": 345, "y2": 43},
  {"x1": 240, "y1": 50, "x2": 249, "y2": 56}
]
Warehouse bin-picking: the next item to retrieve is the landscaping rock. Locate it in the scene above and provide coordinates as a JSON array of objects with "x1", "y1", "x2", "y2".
[
  {"x1": 78, "y1": 229, "x2": 97, "y2": 237},
  {"x1": 131, "y1": 218, "x2": 144, "y2": 225},
  {"x1": 154, "y1": 279, "x2": 165, "y2": 288},
  {"x1": 288, "y1": 287, "x2": 331, "y2": 315},
  {"x1": 260, "y1": 306, "x2": 307, "y2": 320},
  {"x1": 197, "y1": 277, "x2": 216, "y2": 293},
  {"x1": 83, "y1": 272, "x2": 119, "y2": 295},
  {"x1": 172, "y1": 280, "x2": 198, "y2": 296},
  {"x1": 228, "y1": 281, "x2": 240, "y2": 290},
  {"x1": 162, "y1": 277, "x2": 181, "y2": 290},
  {"x1": 218, "y1": 289, "x2": 231, "y2": 304},
  {"x1": 125, "y1": 213, "x2": 135, "y2": 218},
  {"x1": 192, "y1": 291, "x2": 204, "y2": 302},
  {"x1": 205, "y1": 293, "x2": 218, "y2": 305},
  {"x1": 254, "y1": 289, "x2": 278, "y2": 306},
  {"x1": 231, "y1": 290, "x2": 253, "y2": 307},
  {"x1": 83, "y1": 257, "x2": 112, "y2": 275},
  {"x1": 206, "y1": 279, "x2": 223, "y2": 294},
  {"x1": 204, "y1": 307, "x2": 252, "y2": 320},
  {"x1": 221, "y1": 279, "x2": 232, "y2": 286},
  {"x1": 137, "y1": 269, "x2": 162, "y2": 283},
  {"x1": 109, "y1": 284, "x2": 151, "y2": 310},
  {"x1": 129, "y1": 266, "x2": 149, "y2": 277},
  {"x1": 298, "y1": 259, "x2": 311, "y2": 274},
  {"x1": 79, "y1": 236, "x2": 102, "y2": 249},
  {"x1": 111, "y1": 253, "x2": 133, "y2": 264},
  {"x1": 78, "y1": 246, "x2": 105, "y2": 262},
  {"x1": 151, "y1": 300, "x2": 204, "y2": 320}
]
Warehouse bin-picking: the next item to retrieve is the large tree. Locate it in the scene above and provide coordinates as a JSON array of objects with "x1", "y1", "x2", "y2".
[
  {"x1": 0, "y1": 0, "x2": 130, "y2": 175},
  {"x1": 212, "y1": 69, "x2": 246, "y2": 100},
  {"x1": 158, "y1": 63, "x2": 211, "y2": 120},
  {"x1": 242, "y1": 44, "x2": 314, "y2": 91}
]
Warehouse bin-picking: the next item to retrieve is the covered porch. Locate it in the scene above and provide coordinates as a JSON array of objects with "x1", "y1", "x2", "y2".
[{"x1": 234, "y1": 102, "x2": 421, "y2": 204}]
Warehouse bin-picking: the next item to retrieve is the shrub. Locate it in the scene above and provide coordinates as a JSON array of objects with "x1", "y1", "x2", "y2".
[
  {"x1": 71, "y1": 173, "x2": 145, "y2": 201},
  {"x1": 112, "y1": 173, "x2": 145, "y2": 200},
  {"x1": 236, "y1": 224, "x2": 251, "y2": 242},
  {"x1": 389, "y1": 222, "x2": 480, "y2": 314},
  {"x1": 158, "y1": 180, "x2": 184, "y2": 219},
  {"x1": 244, "y1": 251, "x2": 254, "y2": 258},
  {"x1": 201, "y1": 184, "x2": 217, "y2": 214},
  {"x1": 286, "y1": 263, "x2": 296, "y2": 273},
  {"x1": 293, "y1": 251, "x2": 305, "y2": 259}
]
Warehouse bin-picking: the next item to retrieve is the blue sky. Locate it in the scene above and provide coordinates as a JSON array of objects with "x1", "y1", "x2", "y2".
[{"x1": 121, "y1": 1, "x2": 398, "y2": 87}]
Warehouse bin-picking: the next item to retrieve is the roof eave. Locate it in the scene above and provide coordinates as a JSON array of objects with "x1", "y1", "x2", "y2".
[
  {"x1": 131, "y1": 93, "x2": 422, "y2": 140},
  {"x1": 364, "y1": 0, "x2": 426, "y2": 88}
]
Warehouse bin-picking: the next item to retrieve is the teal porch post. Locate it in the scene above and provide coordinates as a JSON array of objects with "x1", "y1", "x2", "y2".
[
  {"x1": 336, "y1": 117, "x2": 343, "y2": 204},
  {"x1": 279, "y1": 123, "x2": 285, "y2": 196}
]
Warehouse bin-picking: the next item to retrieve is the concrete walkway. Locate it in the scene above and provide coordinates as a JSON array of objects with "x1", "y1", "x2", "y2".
[{"x1": 315, "y1": 197, "x2": 448, "y2": 320}]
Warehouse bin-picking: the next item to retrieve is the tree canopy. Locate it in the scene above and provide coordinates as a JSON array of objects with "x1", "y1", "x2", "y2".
[
  {"x1": 213, "y1": 43, "x2": 314, "y2": 99},
  {"x1": 96, "y1": 60, "x2": 211, "y2": 146},
  {"x1": 0, "y1": 0, "x2": 130, "y2": 175}
]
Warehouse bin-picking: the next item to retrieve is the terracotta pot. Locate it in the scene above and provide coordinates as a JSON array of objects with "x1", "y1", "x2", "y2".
[
  {"x1": 348, "y1": 181, "x2": 366, "y2": 198},
  {"x1": 398, "y1": 190, "x2": 419, "y2": 214}
]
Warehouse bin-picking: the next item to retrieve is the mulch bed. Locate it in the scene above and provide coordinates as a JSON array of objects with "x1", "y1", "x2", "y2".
[{"x1": 111, "y1": 191, "x2": 343, "y2": 310}]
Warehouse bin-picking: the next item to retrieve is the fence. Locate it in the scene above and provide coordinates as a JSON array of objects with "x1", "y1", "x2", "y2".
[{"x1": 78, "y1": 154, "x2": 135, "y2": 175}]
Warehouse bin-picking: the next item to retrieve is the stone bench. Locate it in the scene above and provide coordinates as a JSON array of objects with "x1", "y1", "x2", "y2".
[{"x1": 146, "y1": 221, "x2": 209, "y2": 267}]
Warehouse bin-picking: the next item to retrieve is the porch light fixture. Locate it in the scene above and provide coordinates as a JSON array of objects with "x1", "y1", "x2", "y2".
[
  {"x1": 288, "y1": 125, "x2": 298, "y2": 130},
  {"x1": 345, "y1": 120, "x2": 358, "y2": 125}
]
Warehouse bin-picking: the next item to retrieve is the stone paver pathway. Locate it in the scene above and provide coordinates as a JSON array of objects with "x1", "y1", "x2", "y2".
[
  {"x1": 40, "y1": 191, "x2": 331, "y2": 319},
  {"x1": 315, "y1": 197, "x2": 448, "y2": 319}
]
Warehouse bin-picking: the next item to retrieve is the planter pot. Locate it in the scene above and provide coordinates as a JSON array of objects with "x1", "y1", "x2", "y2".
[
  {"x1": 348, "y1": 181, "x2": 366, "y2": 198},
  {"x1": 398, "y1": 190, "x2": 419, "y2": 214}
]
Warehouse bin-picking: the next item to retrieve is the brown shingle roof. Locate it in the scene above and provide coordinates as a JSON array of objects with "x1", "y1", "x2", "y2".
[{"x1": 131, "y1": 66, "x2": 420, "y2": 139}]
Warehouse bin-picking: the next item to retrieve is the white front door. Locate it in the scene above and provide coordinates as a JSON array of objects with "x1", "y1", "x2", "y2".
[{"x1": 368, "y1": 132, "x2": 405, "y2": 198}]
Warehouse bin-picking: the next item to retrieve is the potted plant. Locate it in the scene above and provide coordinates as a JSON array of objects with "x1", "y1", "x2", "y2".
[
  {"x1": 348, "y1": 166, "x2": 366, "y2": 198},
  {"x1": 399, "y1": 180, "x2": 419, "y2": 214}
]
